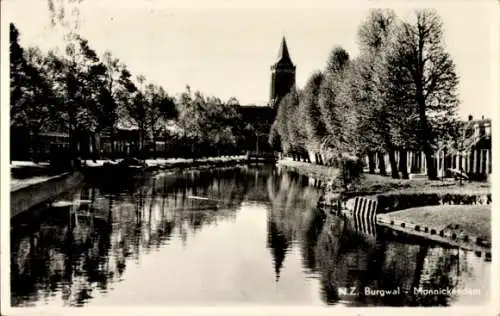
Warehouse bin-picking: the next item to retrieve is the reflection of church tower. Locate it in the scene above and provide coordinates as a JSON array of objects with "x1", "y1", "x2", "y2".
[
  {"x1": 269, "y1": 37, "x2": 296, "y2": 108},
  {"x1": 267, "y1": 220, "x2": 290, "y2": 281}
]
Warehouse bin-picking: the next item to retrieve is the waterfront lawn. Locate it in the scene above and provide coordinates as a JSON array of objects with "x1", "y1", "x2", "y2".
[
  {"x1": 359, "y1": 174, "x2": 490, "y2": 195},
  {"x1": 382, "y1": 205, "x2": 491, "y2": 242},
  {"x1": 278, "y1": 159, "x2": 490, "y2": 195}
]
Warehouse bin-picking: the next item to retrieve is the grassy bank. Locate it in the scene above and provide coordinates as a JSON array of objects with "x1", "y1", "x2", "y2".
[
  {"x1": 277, "y1": 159, "x2": 490, "y2": 195},
  {"x1": 360, "y1": 174, "x2": 490, "y2": 195},
  {"x1": 379, "y1": 205, "x2": 491, "y2": 243}
]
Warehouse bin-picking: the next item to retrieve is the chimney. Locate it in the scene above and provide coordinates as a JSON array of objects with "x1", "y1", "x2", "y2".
[{"x1": 468, "y1": 115, "x2": 473, "y2": 121}]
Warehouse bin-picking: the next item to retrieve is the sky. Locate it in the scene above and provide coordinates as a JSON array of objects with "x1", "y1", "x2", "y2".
[{"x1": 5, "y1": 0, "x2": 499, "y2": 119}]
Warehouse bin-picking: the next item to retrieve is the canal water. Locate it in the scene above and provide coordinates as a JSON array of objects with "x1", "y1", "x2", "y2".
[{"x1": 10, "y1": 165, "x2": 491, "y2": 307}]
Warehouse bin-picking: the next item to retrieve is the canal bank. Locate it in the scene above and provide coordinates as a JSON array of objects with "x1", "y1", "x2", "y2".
[
  {"x1": 82, "y1": 155, "x2": 274, "y2": 172},
  {"x1": 10, "y1": 171, "x2": 85, "y2": 218},
  {"x1": 277, "y1": 159, "x2": 492, "y2": 253},
  {"x1": 10, "y1": 156, "x2": 273, "y2": 218},
  {"x1": 376, "y1": 205, "x2": 491, "y2": 259}
]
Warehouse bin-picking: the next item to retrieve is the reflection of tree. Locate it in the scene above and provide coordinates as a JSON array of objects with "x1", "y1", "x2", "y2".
[
  {"x1": 266, "y1": 171, "x2": 322, "y2": 241},
  {"x1": 264, "y1": 167, "x2": 478, "y2": 307},
  {"x1": 409, "y1": 247, "x2": 462, "y2": 306},
  {"x1": 11, "y1": 188, "x2": 114, "y2": 306},
  {"x1": 265, "y1": 169, "x2": 325, "y2": 282},
  {"x1": 369, "y1": 236, "x2": 473, "y2": 306},
  {"x1": 265, "y1": 168, "x2": 481, "y2": 307},
  {"x1": 266, "y1": 220, "x2": 290, "y2": 281},
  {"x1": 12, "y1": 166, "x2": 269, "y2": 306},
  {"x1": 301, "y1": 207, "x2": 326, "y2": 272}
]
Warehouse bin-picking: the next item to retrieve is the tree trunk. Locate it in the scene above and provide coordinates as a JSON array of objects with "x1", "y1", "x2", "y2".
[
  {"x1": 377, "y1": 151, "x2": 387, "y2": 176},
  {"x1": 191, "y1": 143, "x2": 196, "y2": 162},
  {"x1": 164, "y1": 135, "x2": 168, "y2": 158},
  {"x1": 422, "y1": 144, "x2": 437, "y2": 180},
  {"x1": 110, "y1": 130, "x2": 115, "y2": 161},
  {"x1": 153, "y1": 138, "x2": 157, "y2": 159},
  {"x1": 31, "y1": 132, "x2": 39, "y2": 163},
  {"x1": 91, "y1": 133, "x2": 97, "y2": 163},
  {"x1": 69, "y1": 128, "x2": 78, "y2": 169},
  {"x1": 388, "y1": 148, "x2": 399, "y2": 179},
  {"x1": 416, "y1": 89, "x2": 438, "y2": 180},
  {"x1": 399, "y1": 149, "x2": 409, "y2": 179},
  {"x1": 411, "y1": 245, "x2": 429, "y2": 291},
  {"x1": 367, "y1": 151, "x2": 376, "y2": 174}
]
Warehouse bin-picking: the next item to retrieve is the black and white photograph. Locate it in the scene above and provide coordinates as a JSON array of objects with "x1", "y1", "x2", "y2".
[{"x1": 1, "y1": 0, "x2": 498, "y2": 315}]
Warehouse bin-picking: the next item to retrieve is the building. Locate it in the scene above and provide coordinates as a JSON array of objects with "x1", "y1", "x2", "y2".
[{"x1": 269, "y1": 37, "x2": 296, "y2": 108}]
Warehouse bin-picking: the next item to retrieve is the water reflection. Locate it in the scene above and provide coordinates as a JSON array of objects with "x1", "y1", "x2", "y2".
[{"x1": 11, "y1": 166, "x2": 490, "y2": 307}]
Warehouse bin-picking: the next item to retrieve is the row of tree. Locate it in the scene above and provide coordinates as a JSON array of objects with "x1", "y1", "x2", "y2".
[
  {"x1": 10, "y1": 23, "x2": 255, "y2": 163},
  {"x1": 270, "y1": 9, "x2": 463, "y2": 180}
]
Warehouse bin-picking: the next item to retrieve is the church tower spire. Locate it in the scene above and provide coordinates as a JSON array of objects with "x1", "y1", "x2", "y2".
[
  {"x1": 275, "y1": 37, "x2": 293, "y2": 66},
  {"x1": 269, "y1": 36, "x2": 296, "y2": 108}
]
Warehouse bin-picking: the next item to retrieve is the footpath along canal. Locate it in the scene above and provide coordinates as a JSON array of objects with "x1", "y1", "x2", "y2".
[{"x1": 10, "y1": 165, "x2": 491, "y2": 307}]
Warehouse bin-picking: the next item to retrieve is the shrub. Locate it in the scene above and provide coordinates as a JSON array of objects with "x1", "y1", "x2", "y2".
[{"x1": 331, "y1": 153, "x2": 364, "y2": 193}]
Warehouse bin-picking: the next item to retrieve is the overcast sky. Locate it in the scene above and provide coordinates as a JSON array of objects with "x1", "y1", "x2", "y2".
[{"x1": 6, "y1": 0, "x2": 499, "y2": 119}]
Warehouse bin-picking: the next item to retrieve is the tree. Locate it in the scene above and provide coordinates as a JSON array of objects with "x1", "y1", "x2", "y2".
[
  {"x1": 100, "y1": 52, "x2": 122, "y2": 127},
  {"x1": 268, "y1": 123, "x2": 282, "y2": 152},
  {"x1": 346, "y1": 55, "x2": 381, "y2": 174},
  {"x1": 299, "y1": 71, "x2": 326, "y2": 164},
  {"x1": 174, "y1": 88, "x2": 246, "y2": 158},
  {"x1": 388, "y1": 9, "x2": 460, "y2": 180},
  {"x1": 272, "y1": 89, "x2": 306, "y2": 160},
  {"x1": 10, "y1": 24, "x2": 56, "y2": 161},
  {"x1": 177, "y1": 89, "x2": 207, "y2": 158},
  {"x1": 143, "y1": 83, "x2": 177, "y2": 154},
  {"x1": 45, "y1": 34, "x2": 107, "y2": 165},
  {"x1": 286, "y1": 89, "x2": 308, "y2": 161},
  {"x1": 382, "y1": 51, "x2": 421, "y2": 179},
  {"x1": 333, "y1": 61, "x2": 362, "y2": 157},
  {"x1": 10, "y1": 23, "x2": 27, "y2": 125},
  {"x1": 354, "y1": 9, "x2": 401, "y2": 178},
  {"x1": 123, "y1": 76, "x2": 176, "y2": 156},
  {"x1": 318, "y1": 46, "x2": 351, "y2": 164}
]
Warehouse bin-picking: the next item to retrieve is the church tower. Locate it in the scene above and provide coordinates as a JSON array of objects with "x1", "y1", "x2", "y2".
[{"x1": 269, "y1": 37, "x2": 296, "y2": 108}]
